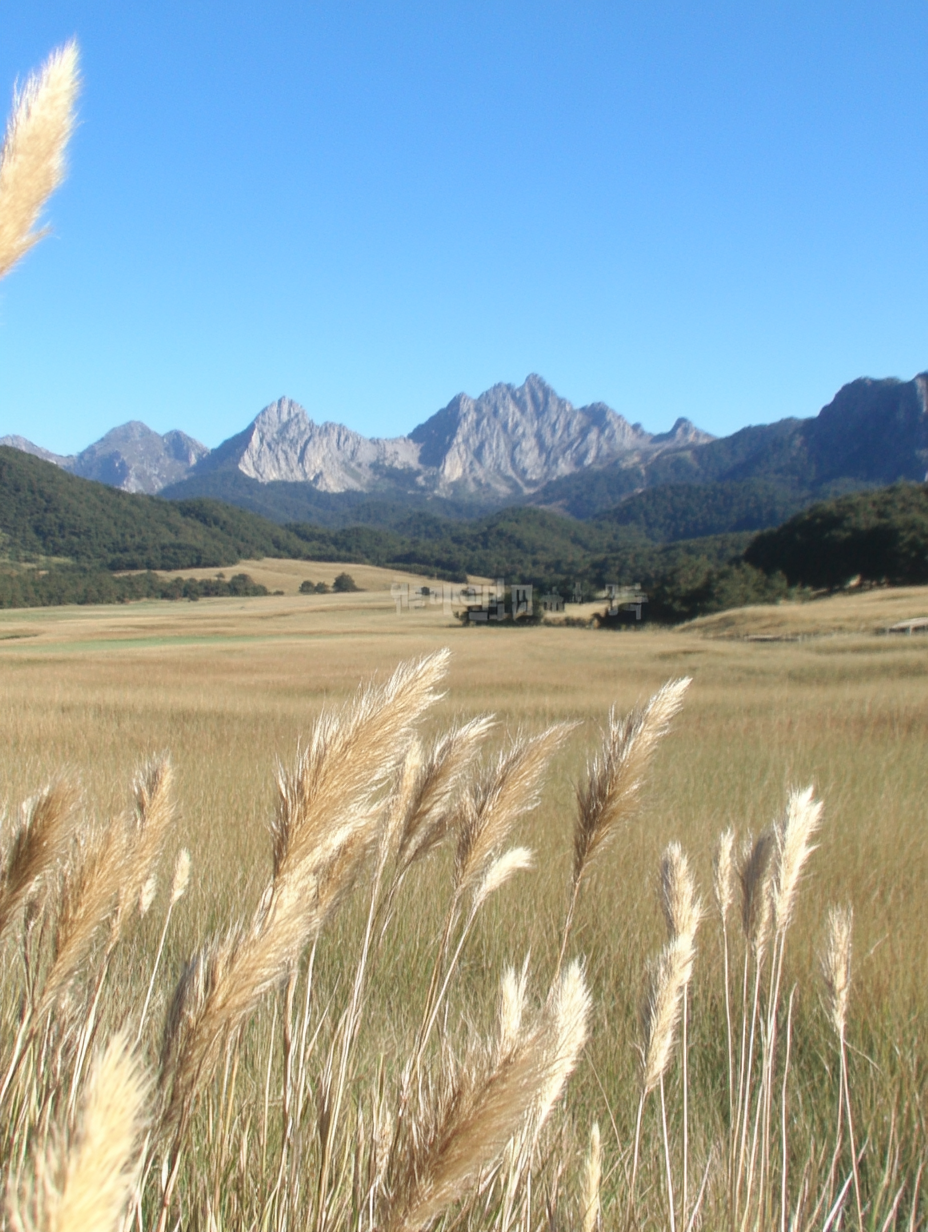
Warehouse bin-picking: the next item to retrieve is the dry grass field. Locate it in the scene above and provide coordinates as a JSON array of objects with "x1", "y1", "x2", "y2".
[{"x1": 0, "y1": 569, "x2": 925, "y2": 1229}]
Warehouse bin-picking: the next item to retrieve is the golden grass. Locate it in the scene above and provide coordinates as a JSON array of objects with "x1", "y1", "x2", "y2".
[
  {"x1": 149, "y1": 557, "x2": 441, "y2": 595},
  {"x1": 0, "y1": 585, "x2": 925, "y2": 1227},
  {"x1": 686, "y1": 582, "x2": 928, "y2": 637}
]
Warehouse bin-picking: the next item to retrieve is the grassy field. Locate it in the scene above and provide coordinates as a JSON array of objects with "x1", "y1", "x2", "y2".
[{"x1": 0, "y1": 570, "x2": 925, "y2": 1229}]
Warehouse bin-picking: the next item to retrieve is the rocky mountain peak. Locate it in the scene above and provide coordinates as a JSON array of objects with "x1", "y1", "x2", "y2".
[{"x1": 0, "y1": 374, "x2": 717, "y2": 500}]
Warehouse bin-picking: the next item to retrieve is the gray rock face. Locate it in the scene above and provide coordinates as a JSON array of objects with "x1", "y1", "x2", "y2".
[
  {"x1": 69, "y1": 422, "x2": 210, "y2": 494},
  {"x1": 214, "y1": 397, "x2": 420, "y2": 492},
  {"x1": 196, "y1": 376, "x2": 713, "y2": 498},
  {"x1": 1, "y1": 376, "x2": 713, "y2": 499},
  {"x1": 409, "y1": 375, "x2": 651, "y2": 497},
  {"x1": 0, "y1": 422, "x2": 209, "y2": 494}
]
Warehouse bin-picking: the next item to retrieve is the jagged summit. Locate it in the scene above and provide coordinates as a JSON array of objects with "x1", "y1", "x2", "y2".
[
  {"x1": 8, "y1": 370, "x2": 924, "y2": 511},
  {"x1": 187, "y1": 375, "x2": 712, "y2": 499},
  {"x1": 195, "y1": 396, "x2": 420, "y2": 492},
  {"x1": 0, "y1": 421, "x2": 208, "y2": 494}
]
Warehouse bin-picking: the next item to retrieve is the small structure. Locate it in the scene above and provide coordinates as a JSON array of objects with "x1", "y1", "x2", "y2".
[{"x1": 885, "y1": 617, "x2": 928, "y2": 635}]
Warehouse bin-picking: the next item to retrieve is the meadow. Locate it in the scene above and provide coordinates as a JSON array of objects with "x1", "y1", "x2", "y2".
[{"x1": 0, "y1": 568, "x2": 925, "y2": 1230}]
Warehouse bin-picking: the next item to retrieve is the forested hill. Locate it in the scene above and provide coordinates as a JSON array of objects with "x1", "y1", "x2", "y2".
[
  {"x1": 745, "y1": 483, "x2": 928, "y2": 588},
  {"x1": 0, "y1": 447, "x2": 312, "y2": 569}
]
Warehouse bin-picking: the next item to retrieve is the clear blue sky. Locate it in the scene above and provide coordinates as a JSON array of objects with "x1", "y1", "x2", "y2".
[{"x1": 0, "y1": 2, "x2": 925, "y2": 454}]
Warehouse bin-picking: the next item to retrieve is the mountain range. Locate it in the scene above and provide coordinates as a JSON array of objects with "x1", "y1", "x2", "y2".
[
  {"x1": 0, "y1": 375, "x2": 710, "y2": 502},
  {"x1": 2, "y1": 371, "x2": 926, "y2": 528}
]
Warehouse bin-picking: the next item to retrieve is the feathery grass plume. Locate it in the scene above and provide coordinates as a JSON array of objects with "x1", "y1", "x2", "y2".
[
  {"x1": 382, "y1": 738, "x2": 426, "y2": 862},
  {"x1": 820, "y1": 903, "x2": 862, "y2": 1226},
  {"x1": 639, "y1": 932, "x2": 697, "y2": 1097},
  {"x1": 660, "y1": 840, "x2": 702, "y2": 941},
  {"x1": 169, "y1": 847, "x2": 191, "y2": 905},
  {"x1": 472, "y1": 846, "x2": 534, "y2": 914},
  {"x1": 740, "y1": 830, "x2": 775, "y2": 960},
  {"x1": 771, "y1": 785, "x2": 822, "y2": 937},
  {"x1": 572, "y1": 678, "x2": 690, "y2": 893},
  {"x1": 271, "y1": 649, "x2": 449, "y2": 880},
  {"x1": 161, "y1": 653, "x2": 449, "y2": 1126},
  {"x1": 581, "y1": 1121, "x2": 602, "y2": 1232},
  {"x1": 821, "y1": 904, "x2": 853, "y2": 1039},
  {"x1": 159, "y1": 822, "x2": 376, "y2": 1127},
  {"x1": 0, "y1": 780, "x2": 79, "y2": 940},
  {"x1": 658, "y1": 840, "x2": 701, "y2": 1221},
  {"x1": 9, "y1": 1028, "x2": 150, "y2": 1232},
  {"x1": 456, "y1": 723, "x2": 572, "y2": 898},
  {"x1": 533, "y1": 958, "x2": 591, "y2": 1133},
  {"x1": 712, "y1": 827, "x2": 736, "y2": 925},
  {"x1": 0, "y1": 42, "x2": 79, "y2": 281},
  {"x1": 496, "y1": 960, "x2": 530, "y2": 1063},
  {"x1": 384, "y1": 963, "x2": 589, "y2": 1232},
  {"x1": 116, "y1": 756, "x2": 176, "y2": 929},
  {"x1": 394, "y1": 716, "x2": 496, "y2": 875},
  {"x1": 138, "y1": 875, "x2": 157, "y2": 918},
  {"x1": 39, "y1": 814, "x2": 128, "y2": 1013}
]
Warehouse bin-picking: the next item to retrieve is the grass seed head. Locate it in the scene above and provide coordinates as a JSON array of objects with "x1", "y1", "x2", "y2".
[
  {"x1": 772, "y1": 785, "x2": 822, "y2": 937},
  {"x1": 169, "y1": 848, "x2": 191, "y2": 905},
  {"x1": 0, "y1": 41, "x2": 79, "y2": 281},
  {"x1": 712, "y1": 827, "x2": 736, "y2": 925},
  {"x1": 640, "y1": 932, "x2": 696, "y2": 1096},
  {"x1": 821, "y1": 903, "x2": 853, "y2": 1038},
  {"x1": 573, "y1": 678, "x2": 690, "y2": 891},
  {"x1": 659, "y1": 840, "x2": 702, "y2": 942},
  {"x1": 456, "y1": 723, "x2": 571, "y2": 896},
  {"x1": 0, "y1": 779, "x2": 80, "y2": 941},
  {"x1": 10, "y1": 1028, "x2": 150, "y2": 1232},
  {"x1": 740, "y1": 830, "x2": 775, "y2": 961},
  {"x1": 581, "y1": 1121, "x2": 602, "y2": 1232}
]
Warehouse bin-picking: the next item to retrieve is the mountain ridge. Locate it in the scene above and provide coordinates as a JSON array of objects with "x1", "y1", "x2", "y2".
[
  {"x1": 3, "y1": 372, "x2": 926, "y2": 530},
  {"x1": 1, "y1": 374, "x2": 711, "y2": 502}
]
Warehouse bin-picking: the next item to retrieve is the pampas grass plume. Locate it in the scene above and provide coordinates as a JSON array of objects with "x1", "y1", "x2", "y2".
[
  {"x1": 740, "y1": 831, "x2": 775, "y2": 960},
  {"x1": 10, "y1": 1028, "x2": 150, "y2": 1232},
  {"x1": 712, "y1": 827, "x2": 736, "y2": 925},
  {"x1": 772, "y1": 785, "x2": 822, "y2": 936},
  {"x1": 640, "y1": 932, "x2": 696, "y2": 1096},
  {"x1": 0, "y1": 780, "x2": 79, "y2": 939},
  {"x1": 473, "y1": 846, "x2": 534, "y2": 912},
  {"x1": 0, "y1": 42, "x2": 79, "y2": 281},
  {"x1": 573, "y1": 678, "x2": 690, "y2": 891},
  {"x1": 386, "y1": 961, "x2": 589, "y2": 1232},
  {"x1": 581, "y1": 1121, "x2": 602, "y2": 1232},
  {"x1": 660, "y1": 840, "x2": 702, "y2": 942},
  {"x1": 169, "y1": 848, "x2": 191, "y2": 905},
  {"x1": 822, "y1": 903, "x2": 853, "y2": 1038}
]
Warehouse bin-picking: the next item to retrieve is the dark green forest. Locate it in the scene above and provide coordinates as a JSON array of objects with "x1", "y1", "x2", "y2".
[
  {"x1": 1, "y1": 446, "x2": 925, "y2": 620},
  {"x1": 746, "y1": 483, "x2": 928, "y2": 587}
]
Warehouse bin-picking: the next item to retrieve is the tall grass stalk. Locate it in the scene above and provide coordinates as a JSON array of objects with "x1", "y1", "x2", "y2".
[{"x1": 0, "y1": 652, "x2": 923, "y2": 1230}]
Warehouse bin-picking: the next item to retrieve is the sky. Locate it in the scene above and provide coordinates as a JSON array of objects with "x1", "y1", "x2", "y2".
[{"x1": 0, "y1": 1, "x2": 925, "y2": 454}]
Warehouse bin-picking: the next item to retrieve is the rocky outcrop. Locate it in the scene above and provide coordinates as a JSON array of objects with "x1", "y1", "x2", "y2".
[
  {"x1": 194, "y1": 376, "x2": 714, "y2": 499},
  {"x1": 408, "y1": 374, "x2": 709, "y2": 497},
  {"x1": 0, "y1": 422, "x2": 209, "y2": 494},
  {"x1": 196, "y1": 397, "x2": 420, "y2": 492},
  {"x1": 19, "y1": 369, "x2": 928, "y2": 509}
]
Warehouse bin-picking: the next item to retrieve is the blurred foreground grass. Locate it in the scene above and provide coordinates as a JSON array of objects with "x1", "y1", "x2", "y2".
[{"x1": 0, "y1": 575, "x2": 925, "y2": 1226}]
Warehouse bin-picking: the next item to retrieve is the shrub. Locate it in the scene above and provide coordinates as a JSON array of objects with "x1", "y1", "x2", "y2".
[{"x1": 332, "y1": 571, "x2": 360, "y2": 592}]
